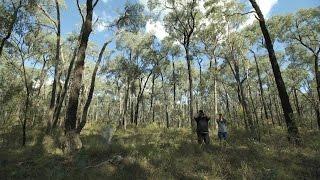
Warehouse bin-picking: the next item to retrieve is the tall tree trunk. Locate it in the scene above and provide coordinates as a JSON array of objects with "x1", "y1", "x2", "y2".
[
  {"x1": 185, "y1": 48, "x2": 194, "y2": 129},
  {"x1": 249, "y1": 0, "x2": 300, "y2": 143},
  {"x1": 213, "y1": 56, "x2": 218, "y2": 128},
  {"x1": 48, "y1": 0, "x2": 62, "y2": 132},
  {"x1": 226, "y1": 55, "x2": 254, "y2": 134},
  {"x1": 313, "y1": 54, "x2": 320, "y2": 120},
  {"x1": 22, "y1": 95, "x2": 29, "y2": 146},
  {"x1": 122, "y1": 77, "x2": 130, "y2": 130},
  {"x1": 161, "y1": 72, "x2": 170, "y2": 128},
  {"x1": 223, "y1": 85, "x2": 230, "y2": 119},
  {"x1": 134, "y1": 72, "x2": 153, "y2": 126},
  {"x1": 50, "y1": 44, "x2": 78, "y2": 132},
  {"x1": 130, "y1": 94, "x2": 134, "y2": 124},
  {"x1": 293, "y1": 88, "x2": 301, "y2": 117},
  {"x1": 65, "y1": 0, "x2": 94, "y2": 133},
  {"x1": 172, "y1": 61, "x2": 176, "y2": 106},
  {"x1": 251, "y1": 50, "x2": 269, "y2": 120},
  {"x1": 266, "y1": 78, "x2": 275, "y2": 126},
  {"x1": 134, "y1": 97, "x2": 140, "y2": 126},
  {"x1": 198, "y1": 59, "x2": 203, "y2": 109},
  {"x1": 21, "y1": 57, "x2": 30, "y2": 147},
  {"x1": 239, "y1": 82, "x2": 254, "y2": 133},
  {"x1": 150, "y1": 74, "x2": 155, "y2": 122},
  {"x1": 172, "y1": 61, "x2": 178, "y2": 127},
  {"x1": 249, "y1": 84, "x2": 261, "y2": 141},
  {"x1": 117, "y1": 81, "x2": 122, "y2": 126},
  {"x1": 77, "y1": 40, "x2": 110, "y2": 133}
]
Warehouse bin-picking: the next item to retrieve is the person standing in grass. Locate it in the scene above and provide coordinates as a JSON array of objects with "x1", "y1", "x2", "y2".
[
  {"x1": 194, "y1": 110, "x2": 210, "y2": 145},
  {"x1": 217, "y1": 113, "x2": 227, "y2": 146}
]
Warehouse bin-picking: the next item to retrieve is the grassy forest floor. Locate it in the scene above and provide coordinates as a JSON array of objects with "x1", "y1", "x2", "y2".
[{"x1": 0, "y1": 123, "x2": 320, "y2": 179}]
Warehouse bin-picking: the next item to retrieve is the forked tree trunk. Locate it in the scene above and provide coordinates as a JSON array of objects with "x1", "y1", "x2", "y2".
[
  {"x1": 77, "y1": 40, "x2": 110, "y2": 133},
  {"x1": 64, "y1": 0, "x2": 96, "y2": 154},
  {"x1": 134, "y1": 72, "x2": 153, "y2": 126}
]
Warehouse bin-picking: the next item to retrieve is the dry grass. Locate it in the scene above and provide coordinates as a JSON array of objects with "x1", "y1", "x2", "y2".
[{"x1": 0, "y1": 122, "x2": 319, "y2": 179}]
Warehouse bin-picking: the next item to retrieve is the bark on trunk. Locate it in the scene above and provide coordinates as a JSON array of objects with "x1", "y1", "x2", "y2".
[
  {"x1": 226, "y1": 55, "x2": 254, "y2": 135},
  {"x1": 134, "y1": 72, "x2": 153, "y2": 126},
  {"x1": 47, "y1": 0, "x2": 62, "y2": 132},
  {"x1": 21, "y1": 55, "x2": 30, "y2": 146},
  {"x1": 249, "y1": 0, "x2": 300, "y2": 143},
  {"x1": 77, "y1": 40, "x2": 110, "y2": 133},
  {"x1": 213, "y1": 57, "x2": 218, "y2": 128},
  {"x1": 251, "y1": 50, "x2": 269, "y2": 120},
  {"x1": 172, "y1": 61, "x2": 177, "y2": 127},
  {"x1": 160, "y1": 72, "x2": 170, "y2": 128},
  {"x1": 185, "y1": 48, "x2": 195, "y2": 129},
  {"x1": 293, "y1": 88, "x2": 301, "y2": 117},
  {"x1": 50, "y1": 45, "x2": 78, "y2": 131},
  {"x1": 122, "y1": 77, "x2": 130, "y2": 130},
  {"x1": 150, "y1": 74, "x2": 155, "y2": 122},
  {"x1": 65, "y1": 0, "x2": 94, "y2": 133}
]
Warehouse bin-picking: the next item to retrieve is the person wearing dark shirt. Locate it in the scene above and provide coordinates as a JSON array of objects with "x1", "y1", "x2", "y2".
[{"x1": 194, "y1": 110, "x2": 210, "y2": 145}]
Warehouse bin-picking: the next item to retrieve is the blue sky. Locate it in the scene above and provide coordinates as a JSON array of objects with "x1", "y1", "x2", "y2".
[
  {"x1": 60, "y1": 0, "x2": 320, "y2": 47},
  {"x1": 270, "y1": 0, "x2": 320, "y2": 15}
]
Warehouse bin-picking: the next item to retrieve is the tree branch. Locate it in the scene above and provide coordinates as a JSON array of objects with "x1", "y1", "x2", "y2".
[{"x1": 77, "y1": 0, "x2": 85, "y2": 23}]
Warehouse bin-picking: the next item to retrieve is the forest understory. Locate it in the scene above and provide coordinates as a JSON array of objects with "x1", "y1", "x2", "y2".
[{"x1": 0, "y1": 123, "x2": 319, "y2": 179}]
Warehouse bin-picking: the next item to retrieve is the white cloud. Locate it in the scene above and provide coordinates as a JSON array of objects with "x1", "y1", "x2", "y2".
[
  {"x1": 92, "y1": 10, "x2": 114, "y2": 33},
  {"x1": 145, "y1": 20, "x2": 168, "y2": 40},
  {"x1": 102, "y1": 0, "x2": 109, "y2": 4},
  {"x1": 257, "y1": 0, "x2": 278, "y2": 16},
  {"x1": 243, "y1": 0, "x2": 278, "y2": 27},
  {"x1": 96, "y1": 21, "x2": 108, "y2": 32}
]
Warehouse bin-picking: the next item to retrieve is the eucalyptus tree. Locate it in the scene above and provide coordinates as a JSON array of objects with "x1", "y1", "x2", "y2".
[
  {"x1": 114, "y1": 31, "x2": 157, "y2": 126},
  {"x1": 160, "y1": 38, "x2": 181, "y2": 125},
  {"x1": 242, "y1": 23, "x2": 271, "y2": 122},
  {"x1": 197, "y1": 22, "x2": 223, "y2": 122},
  {"x1": 163, "y1": 0, "x2": 200, "y2": 129},
  {"x1": 0, "y1": 0, "x2": 23, "y2": 57},
  {"x1": 64, "y1": 0, "x2": 100, "y2": 152},
  {"x1": 0, "y1": 0, "x2": 60, "y2": 144},
  {"x1": 283, "y1": 66, "x2": 308, "y2": 117},
  {"x1": 205, "y1": 0, "x2": 258, "y2": 136},
  {"x1": 284, "y1": 43, "x2": 320, "y2": 129},
  {"x1": 6, "y1": 24, "x2": 54, "y2": 146},
  {"x1": 279, "y1": 8, "x2": 320, "y2": 104},
  {"x1": 77, "y1": 40, "x2": 111, "y2": 133},
  {"x1": 248, "y1": 0, "x2": 300, "y2": 143},
  {"x1": 221, "y1": 32, "x2": 256, "y2": 134},
  {"x1": 35, "y1": 0, "x2": 64, "y2": 132},
  {"x1": 270, "y1": 8, "x2": 320, "y2": 129}
]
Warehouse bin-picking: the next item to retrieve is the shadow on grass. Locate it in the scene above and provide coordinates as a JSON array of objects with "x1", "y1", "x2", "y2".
[{"x1": 1, "y1": 127, "x2": 320, "y2": 179}]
